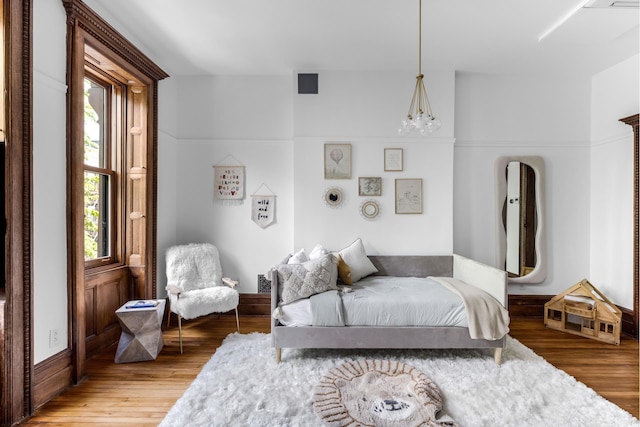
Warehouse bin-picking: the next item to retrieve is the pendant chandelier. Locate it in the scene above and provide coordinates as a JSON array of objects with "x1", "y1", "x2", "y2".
[{"x1": 398, "y1": 0, "x2": 441, "y2": 136}]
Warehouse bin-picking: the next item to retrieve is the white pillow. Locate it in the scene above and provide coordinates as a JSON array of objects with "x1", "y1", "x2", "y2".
[
  {"x1": 338, "y1": 238, "x2": 378, "y2": 283},
  {"x1": 309, "y1": 244, "x2": 329, "y2": 260},
  {"x1": 288, "y1": 248, "x2": 309, "y2": 264}
]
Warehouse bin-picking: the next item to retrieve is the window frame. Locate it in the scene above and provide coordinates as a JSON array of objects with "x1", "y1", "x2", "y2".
[
  {"x1": 64, "y1": 0, "x2": 168, "y2": 383},
  {"x1": 82, "y1": 71, "x2": 121, "y2": 269}
]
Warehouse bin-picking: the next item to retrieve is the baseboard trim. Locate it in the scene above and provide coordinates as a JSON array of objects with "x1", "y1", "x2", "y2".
[
  {"x1": 33, "y1": 349, "x2": 73, "y2": 409},
  {"x1": 238, "y1": 293, "x2": 271, "y2": 316},
  {"x1": 508, "y1": 294, "x2": 553, "y2": 318},
  {"x1": 620, "y1": 307, "x2": 637, "y2": 338},
  {"x1": 213, "y1": 293, "x2": 270, "y2": 316}
]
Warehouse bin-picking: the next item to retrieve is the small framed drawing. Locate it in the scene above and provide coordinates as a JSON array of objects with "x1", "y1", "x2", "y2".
[
  {"x1": 324, "y1": 143, "x2": 352, "y2": 179},
  {"x1": 384, "y1": 148, "x2": 403, "y2": 172},
  {"x1": 358, "y1": 177, "x2": 382, "y2": 196},
  {"x1": 395, "y1": 178, "x2": 422, "y2": 214}
]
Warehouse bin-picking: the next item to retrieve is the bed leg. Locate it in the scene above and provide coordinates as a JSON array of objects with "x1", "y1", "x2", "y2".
[
  {"x1": 275, "y1": 347, "x2": 281, "y2": 364},
  {"x1": 494, "y1": 348, "x2": 502, "y2": 365}
]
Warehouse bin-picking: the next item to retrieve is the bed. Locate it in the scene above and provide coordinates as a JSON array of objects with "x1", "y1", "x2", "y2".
[{"x1": 268, "y1": 252, "x2": 510, "y2": 364}]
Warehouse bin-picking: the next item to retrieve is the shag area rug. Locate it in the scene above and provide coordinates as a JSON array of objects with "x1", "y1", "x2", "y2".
[{"x1": 160, "y1": 333, "x2": 638, "y2": 427}]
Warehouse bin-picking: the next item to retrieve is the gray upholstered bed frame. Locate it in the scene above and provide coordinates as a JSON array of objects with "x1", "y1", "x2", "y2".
[{"x1": 269, "y1": 254, "x2": 509, "y2": 364}]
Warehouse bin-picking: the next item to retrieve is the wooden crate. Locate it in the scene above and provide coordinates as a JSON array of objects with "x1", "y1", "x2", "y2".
[{"x1": 544, "y1": 279, "x2": 621, "y2": 345}]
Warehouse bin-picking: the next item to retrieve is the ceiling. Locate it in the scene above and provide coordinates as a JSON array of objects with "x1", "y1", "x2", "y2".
[{"x1": 87, "y1": 0, "x2": 639, "y2": 77}]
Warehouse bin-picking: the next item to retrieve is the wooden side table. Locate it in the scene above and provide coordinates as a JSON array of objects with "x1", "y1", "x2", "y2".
[{"x1": 115, "y1": 299, "x2": 166, "y2": 363}]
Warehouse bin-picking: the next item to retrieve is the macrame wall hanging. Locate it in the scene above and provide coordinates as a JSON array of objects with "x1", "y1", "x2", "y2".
[
  {"x1": 251, "y1": 184, "x2": 276, "y2": 229},
  {"x1": 213, "y1": 155, "x2": 245, "y2": 206}
]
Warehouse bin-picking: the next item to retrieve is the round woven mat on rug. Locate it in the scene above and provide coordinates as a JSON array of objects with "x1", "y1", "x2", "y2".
[{"x1": 312, "y1": 359, "x2": 456, "y2": 427}]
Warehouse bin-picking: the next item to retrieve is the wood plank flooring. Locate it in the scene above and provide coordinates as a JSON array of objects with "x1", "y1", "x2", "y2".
[
  {"x1": 18, "y1": 316, "x2": 638, "y2": 426},
  {"x1": 510, "y1": 317, "x2": 639, "y2": 418}
]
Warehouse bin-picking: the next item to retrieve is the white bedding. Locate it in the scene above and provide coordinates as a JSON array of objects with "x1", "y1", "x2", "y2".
[
  {"x1": 276, "y1": 276, "x2": 468, "y2": 328},
  {"x1": 276, "y1": 298, "x2": 312, "y2": 326}
]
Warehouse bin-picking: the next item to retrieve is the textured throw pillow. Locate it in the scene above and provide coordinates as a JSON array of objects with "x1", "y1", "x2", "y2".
[
  {"x1": 338, "y1": 238, "x2": 378, "y2": 283},
  {"x1": 279, "y1": 254, "x2": 293, "y2": 265},
  {"x1": 309, "y1": 244, "x2": 329, "y2": 260},
  {"x1": 276, "y1": 254, "x2": 338, "y2": 304},
  {"x1": 288, "y1": 248, "x2": 309, "y2": 264},
  {"x1": 336, "y1": 254, "x2": 352, "y2": 285}
]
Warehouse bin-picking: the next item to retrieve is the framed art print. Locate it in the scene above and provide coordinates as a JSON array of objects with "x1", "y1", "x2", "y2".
[
  {"x1": 384, "y1": 148, "x2": 403, "y2": 172},
  {"x1": 324, "y1": 143, "x2": 352, "y2": 179},
  {"x1": 395, "y1": 178, "x2": 422, "y2": 214},
  {"x1": 358, "y1": 177, "x2": 382, "y2": 196}
]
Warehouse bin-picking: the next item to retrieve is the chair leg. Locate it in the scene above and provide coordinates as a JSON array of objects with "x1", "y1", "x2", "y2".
[
  {"x1": 178, "y1": 315, "x2": 183, "y2": 354},
  {"x1": 166, "y1": 308, "x2": 171, "y2": 329},
  {"x1": 234, "y1": 307, "x2": 240, "y2": 332}
]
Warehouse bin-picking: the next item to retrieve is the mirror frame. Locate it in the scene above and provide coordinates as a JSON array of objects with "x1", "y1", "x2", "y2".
[{"x1": 495, "y1": 156, "x2": 546, "y2": 284}]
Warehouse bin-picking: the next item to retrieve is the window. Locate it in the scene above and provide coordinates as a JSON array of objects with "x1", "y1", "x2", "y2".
[
  {"x1": 83, "y1": 76, "x2": 117, "y2": 264},
  {"x1": 64, "y1": 0, "x2": 168, "y2": 381}
]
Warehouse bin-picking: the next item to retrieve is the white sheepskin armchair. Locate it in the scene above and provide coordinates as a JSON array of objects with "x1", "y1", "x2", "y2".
[{"x1": 165, "y1": 243, "x2": 239, "y2": 353}]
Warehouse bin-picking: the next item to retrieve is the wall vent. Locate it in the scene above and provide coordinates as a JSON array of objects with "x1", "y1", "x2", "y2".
[{"x1": 298, "y1": 73, "x2": 318, "y2": 94}]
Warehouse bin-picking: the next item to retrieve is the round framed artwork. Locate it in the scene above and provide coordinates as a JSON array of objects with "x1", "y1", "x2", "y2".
[
  {"x1": 360, "y1": 199, "x2": 380, "y2": 220},
  {"x1": 324, "y1": 187, "x2": 344, "y2": 208}
]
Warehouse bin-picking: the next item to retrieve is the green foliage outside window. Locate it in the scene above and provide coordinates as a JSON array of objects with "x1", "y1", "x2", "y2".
[{"x1": 84, "y1": 81, "x2": 100, "y2": 260}]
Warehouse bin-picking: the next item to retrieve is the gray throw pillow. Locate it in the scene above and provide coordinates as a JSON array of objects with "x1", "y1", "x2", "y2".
[{"x1": 276, "y1": 254, "x2": 338, "y2": 304}]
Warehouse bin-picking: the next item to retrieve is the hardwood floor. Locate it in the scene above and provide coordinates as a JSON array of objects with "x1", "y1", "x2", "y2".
[
  {"x1": 18, "y1": 315, "x2": 638, "y2": 426},
  {"x1": 510, "y1": 317, "x2": 639, "y2": 418}
]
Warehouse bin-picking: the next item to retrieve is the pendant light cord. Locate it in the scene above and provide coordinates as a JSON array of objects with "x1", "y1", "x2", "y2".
[{"x1": 418, "y1": 0, "x2": 422, "y2": 76}]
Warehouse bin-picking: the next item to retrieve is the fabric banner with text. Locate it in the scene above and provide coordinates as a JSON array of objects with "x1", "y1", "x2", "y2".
[
  {"x1": 214, "y1": 166, "x2": 245, "y2": 204},
  {"x1": 251, "y1": 195, "x2": 275, "y2": 228}
]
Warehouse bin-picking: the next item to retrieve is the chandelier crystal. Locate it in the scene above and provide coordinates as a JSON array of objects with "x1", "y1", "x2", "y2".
[{"x1": 398, "y1": 0, "x2": 441, "y2": 136}]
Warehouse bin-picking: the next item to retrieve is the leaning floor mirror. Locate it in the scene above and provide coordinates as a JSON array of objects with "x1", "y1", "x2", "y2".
[{"x1": 495, "y1": 156, "x2": 546, "y2": 284}]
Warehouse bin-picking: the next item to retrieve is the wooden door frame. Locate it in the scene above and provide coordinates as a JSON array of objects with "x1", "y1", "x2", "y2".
[
  {"x1": 620, "y1": 113, "x2": 639, "y2": 337},
  {"x1": 1, "y1": 0, "x2": 32, "y2": 425}
]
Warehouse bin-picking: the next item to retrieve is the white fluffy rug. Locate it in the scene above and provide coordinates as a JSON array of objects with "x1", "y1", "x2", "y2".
[{"x1": 160, "y1": 333, "x2": 638, "y2": 427}]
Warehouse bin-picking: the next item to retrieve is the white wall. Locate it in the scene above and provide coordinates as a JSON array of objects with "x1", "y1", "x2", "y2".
[
  {"x1": 168, "y1": 75, "x2": 294, "y2": 292},
  {"x1": 292, "y1": 70, "x2": 456, "y2": 255},
  {"x1": 454, "y1": 142, "x2": 591, "y2": 295},
  {"x1": 453, "y1": 73, "x2": 594, "y2": 298},
  {"x1": 293, "y1": 70, "x2": 455, "y2": 139},
  {"x1": 176, "y1": 75, "x2": 293, "y2": 140},
  {"x1": 157, "y1": 77, "x2": 179, "y2": 298},
  {"x1": 292, "y1": 136, "x2": 454, "y2": 255},
  {"x1": 174, "y1": 139, "x2": 294, "y2": 292},
  {"x1": 33, "y1": 0, "x2": 68, "y2": 363},
  {"x1": 168, "y1": 71, "x2": 456, "y2": 291},
  {"x1": 590, "y1": 54, "x2": 639, "y2": 308}
]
